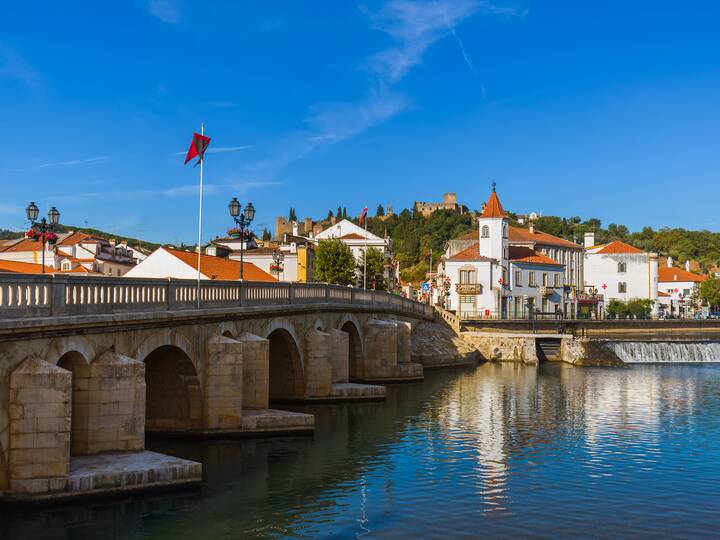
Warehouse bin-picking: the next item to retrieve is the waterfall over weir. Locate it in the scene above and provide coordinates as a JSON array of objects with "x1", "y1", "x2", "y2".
[{"x1": 607, "y1": 341, "x2": 720, "y2": 363}]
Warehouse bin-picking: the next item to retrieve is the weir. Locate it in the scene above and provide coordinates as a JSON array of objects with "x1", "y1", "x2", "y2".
[{"x1": 607, "y1": 341, "x2": 720, "y2": 363}]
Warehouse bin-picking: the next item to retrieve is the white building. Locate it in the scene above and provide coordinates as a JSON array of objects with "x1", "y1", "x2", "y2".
[
  {"x1": 656, "y1": 258, "x2": 708, "y2": 316},
  {"x1": 440, "y1": 186, "x2": 566, "y2": 319},
  {"x1": 124, "y1": 247, "x2": 275, "y2": 281},
  {"x1": 583, "y1": 232, "x2": 659, "y2": 314},
  {"x1": 315, "y1": 219, "x2": 390, "y2": 260},
  {"x1": 0, "y1": 231, "x2": 139, "y2": 276}
]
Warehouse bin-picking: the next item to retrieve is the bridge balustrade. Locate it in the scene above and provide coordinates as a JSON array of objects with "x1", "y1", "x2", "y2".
[{"x1": 0, "y1": 274, "x2": 432, "y2": 319}]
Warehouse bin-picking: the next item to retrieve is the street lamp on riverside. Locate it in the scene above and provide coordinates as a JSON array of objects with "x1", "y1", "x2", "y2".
[
  {"x1": 25, "y1": 202, "x2": 60, "y2": 274},
  {"x1": 228, "y1": 197, "x2": 255, "y2": 280},
  {"x1": 271, "y1": 250, "x2": 284, "y2": 281}
]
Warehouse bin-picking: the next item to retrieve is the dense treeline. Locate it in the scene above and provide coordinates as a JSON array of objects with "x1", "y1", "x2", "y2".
[{"x1": 350, "y1": 208, "x2": 720, "y2": 283}]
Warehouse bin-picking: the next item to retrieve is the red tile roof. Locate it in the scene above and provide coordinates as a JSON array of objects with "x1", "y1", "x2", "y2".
[
  {"x1": 509, "y1": 246, "x2": 562, "y2": 265},
  {"x1": 509, "y1": 226, "x2": 581, "y2": 248},
  {"x1": 339, "y1": 233, "x2": 366, "y2": 240},
  {"x1": 658, "y1": 291, "x2": 671, "y2": 297},
  {"x1": 447, "y1": 244, "x2": 495, "y2": 262},
  {"x1": 594, "y1": 240, "x2": 643, "y2": 254},
  {"x1": 0, "y1": 260, "x2": 54, "y2": 274},
  {"x1": 480, "y1": 190, "x2": 506, "y2": 218},
  {"x1": 658, "y1": 267, "x2": 708, "y2": 283},
  {"x1": 165, "y1": 248, "x2": 276, "y2": 282}
]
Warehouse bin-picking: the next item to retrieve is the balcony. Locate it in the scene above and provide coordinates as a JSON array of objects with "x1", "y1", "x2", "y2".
[{"x1": 456, "y1": 283, "x2": 482, "y2": 295}]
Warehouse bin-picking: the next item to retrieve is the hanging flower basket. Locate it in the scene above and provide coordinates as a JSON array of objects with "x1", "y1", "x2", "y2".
[
  {"x1": 227, "y1": 227, "x2": 247, "y2": 239},
  {"x1": 270, "y1": 263, "x2": 284, "y2": 273},
  {"x1": 25, "y1": 229, "x2": 40, "y2": 242},
  {"x1": 45, "y1": 232, "x2": 58, "y2": 245}
]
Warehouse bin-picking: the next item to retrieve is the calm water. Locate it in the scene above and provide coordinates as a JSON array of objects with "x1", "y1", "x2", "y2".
[{"x1": 3, "y1": 363, "x2": 720, "y2": 539}]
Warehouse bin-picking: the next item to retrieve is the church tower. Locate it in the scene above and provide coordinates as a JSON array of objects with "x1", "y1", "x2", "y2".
[{"x1": 477, "y1": 183, "x2": 508, "y2": 263}]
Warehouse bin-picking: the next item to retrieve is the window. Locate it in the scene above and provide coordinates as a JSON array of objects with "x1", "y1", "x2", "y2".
[
  {"x1": 529, "y1": 272, "x2": 537, "y2": 287},
  {"x1": 502, "y1": 223, "x2": 508, "y2": 238},
  {"x1": 683, "y1": 288, "x2": 691, "y2": 296},
  {"x1": 542, "y1": 273, "x2": 548, "y2": 286},
  {"x1": 554, "y1": 273, "x2": 560, "y2": 287},
  {"x1": 460, "y1": 296, "x2": 476, "y2": 305},
  {"x1": 514, "y1": 270, "x2": 522, "y2": 286},
  {"x1": 481, "y1": 225, "x2": 490, "y2": 238},
  {"x1": 618, "y1": 262, "x2": 627, "y2": 273},
  {"x1": 460, "y1": 270, "x2": 476, "y2": 284},
  {"x1": 61, "y1": 261, "x2": 71, "y2": 271},
  {"x1": 618, "y1": 282, "x2": 627, "y2": 293}
]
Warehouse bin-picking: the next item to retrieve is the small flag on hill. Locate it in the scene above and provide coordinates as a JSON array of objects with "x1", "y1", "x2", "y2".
[
  {"x1": 184, "y1": 132, "x2": 211, "y2": 165},
  {"x1": 358, "y1": 206, "x2": 368, "y2": 225}
]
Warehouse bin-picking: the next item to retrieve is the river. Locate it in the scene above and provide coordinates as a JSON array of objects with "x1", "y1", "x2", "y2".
[{"x1": 3, "y1": 362, "x2": 720, "y2": 539}]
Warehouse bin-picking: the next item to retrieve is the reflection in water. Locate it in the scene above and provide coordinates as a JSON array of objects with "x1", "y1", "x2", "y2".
[{"x1": 2, "y1": 363, "x2": 720, "y2": 539}]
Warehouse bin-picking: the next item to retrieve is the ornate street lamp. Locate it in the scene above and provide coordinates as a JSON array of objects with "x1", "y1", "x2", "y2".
[
  {"x1": 25, "y1": 202, "x2": 61, "y2": 274},
  {"x1": 227, "y1": 197, "x2": 255, "y2": 280}
]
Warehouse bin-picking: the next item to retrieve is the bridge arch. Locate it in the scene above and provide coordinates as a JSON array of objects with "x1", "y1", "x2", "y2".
[
  {"x1": 56, "y1": 350, "x2": 90, "y2": 455},
  {"x1": 142, "y1": 344, "x2": 202, "y2": 432},
  {"x1": 45, "y1": 335, "x2": 96, "y2": 366},
  {"x1": 339, "y1": 319, "x2": 364, "y2": 380},
  {"x1": 217, "y1": 321, "x2": 237, "y2": 339},
  {"x1": 266, "y1": 327, "x2": 305, "y2": 401},
  {"x1": 134, "y1": 329, "x2": 198, "y2": 372}
]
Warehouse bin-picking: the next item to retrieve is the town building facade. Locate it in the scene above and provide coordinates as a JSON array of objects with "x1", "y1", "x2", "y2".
[
  {"x1": 583, "y1": 232, "x2": 659, "y2": 315},
  {"x1": 656, "y1": 258, "x2": 707, "y2": 316}
]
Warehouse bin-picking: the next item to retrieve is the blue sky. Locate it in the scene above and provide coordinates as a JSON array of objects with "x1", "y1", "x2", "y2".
[{"x1": 2, "y1": 1, "x2": 720, "y2": 243}]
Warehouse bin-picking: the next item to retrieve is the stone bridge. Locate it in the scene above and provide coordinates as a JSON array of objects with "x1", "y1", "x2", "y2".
[{"x1": 0, "y1": 275, "x2": 433, "y2": 502}]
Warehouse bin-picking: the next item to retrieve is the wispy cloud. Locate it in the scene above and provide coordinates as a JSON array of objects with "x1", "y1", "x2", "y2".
[
  {"x1": 239, "y1": 1, "x2": 521, "y2": 178},
  {"x1": 52, "y1": 180, "x2": 280, "y2": 202},
  {"x1": 37, "y1": 156, "x2": 108, "y2": 168},
  {"x1": 148, "y1": 0, "x2": 181, "y2": 24},
  {"x1": 0, "y1": 45, "x2": 39, "y2": 86}
]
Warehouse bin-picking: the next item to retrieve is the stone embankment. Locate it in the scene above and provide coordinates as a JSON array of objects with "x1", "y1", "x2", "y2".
[{"x1": 411, "y1": 322, "x2": 481, "y2": 368}]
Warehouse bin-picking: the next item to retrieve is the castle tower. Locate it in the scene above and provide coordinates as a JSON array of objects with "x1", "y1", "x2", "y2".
[{"x1": 477, "y1": 183, "x2": 508, "y2": 263}]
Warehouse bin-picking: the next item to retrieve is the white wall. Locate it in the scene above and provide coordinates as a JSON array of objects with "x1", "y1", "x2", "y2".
[
  {"x1": 584, "y1": 252, "x2": 658, "y2": 307},
  {"x1": 124, "y1": 249, "x2": 199, "y2": 279},
  {"x1": 444, "y1": 259, "x2": 498, "y2": 317},
  {"x1": 509, "y1": 262, "x2": 564, "y2": 317}
]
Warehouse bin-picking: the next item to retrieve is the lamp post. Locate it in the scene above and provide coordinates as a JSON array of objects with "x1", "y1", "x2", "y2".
[
  {"x1": 228, "y1": 197, "x2": 255, "y2": 280},
  {"x1": 271, "y1": 250, "x2": 284, "y2": 281},
  {"x1": 25, "y1": 202, "x2": 60, "y2": 274}
]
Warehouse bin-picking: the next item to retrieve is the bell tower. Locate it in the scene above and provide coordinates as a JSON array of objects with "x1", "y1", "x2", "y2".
[{"x1": 477, "y1": 182, "x2": 508, "y2": 263}]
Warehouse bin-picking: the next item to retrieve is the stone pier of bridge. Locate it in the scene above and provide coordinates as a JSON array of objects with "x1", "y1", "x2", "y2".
[{"x1": 0, "y1": 276, "x2": 433, "y2": 503}]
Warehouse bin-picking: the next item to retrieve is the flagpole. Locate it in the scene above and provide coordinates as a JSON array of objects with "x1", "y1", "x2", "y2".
[
  {"x1": 196, "y1": 122, "x2": 204, "y2": 309},
  {"x1": 363, "y1": 208, "x2": 367, "y2": 290}
]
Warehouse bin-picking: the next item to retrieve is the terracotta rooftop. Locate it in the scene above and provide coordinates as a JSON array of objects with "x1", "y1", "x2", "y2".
[
  {"x1": 165, "y1": 248, "x2": 276, "y2": 282},
  {"x1": 658, "y1": 267, "x2": 708, "y2": 283},
  {"x1": 480, "y1": 189, "x2": 506, "y2": 218},
  {"x1": 658, "y1": 291, "x2": 671, "y2": 297},
  {"x1": 509, "y1": 226, "x2": 581, "y2": 249},
  {"x1": 0, "y1": 260, "x2": 54, "y2": 274},
  {"x1": 509, "y1": 246, "x2": 562, "y2": 265},
  {"x1": 339, "y1": 233, "x2": 367, "y2": 240},
  {"x1": 593, "y1": 240, "x2": 644, "y2": 254},
  {"x1": 447, "y1": 244, "x2": 495, "y2": 262}
]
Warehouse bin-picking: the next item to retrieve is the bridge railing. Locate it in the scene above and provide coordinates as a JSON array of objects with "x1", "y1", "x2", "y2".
[{"x1": 0, "y1": 274, "x2": 433, "y2": 319}]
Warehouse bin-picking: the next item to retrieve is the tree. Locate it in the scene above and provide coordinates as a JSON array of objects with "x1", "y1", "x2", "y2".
[
  {"x1": 337, "y1": 206, "x2": 343, "y2": 220},
  {"x1": 289, "y1": 208, "x2": 297, "y2": 221},
  {"x1": 342, "y1": 207, "x2": 348, "y2": 219},
  {"x1": 261, "y1": 228, "x2": 272, "y2": 241},
  {"x1": 699, "y1": 278, "x2": 720, "y2": 309},
  {"x1": 314, "y1": 238, "x2": 356, "y2": 285},
  {"x1": 326, "y1": 210, "x2": 334, "y2": 221},
  {"x1": 376, "y1": 204, "x2": 385, "y2": 217},
  {"x1": 358, "y1": 247, "x2": 386, "y2": 289}
]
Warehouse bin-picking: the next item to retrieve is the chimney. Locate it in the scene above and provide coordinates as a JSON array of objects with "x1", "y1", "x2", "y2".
[
  {"x1": 667, "y1": 256, "x2": 673, "y2": 268},
  {"x1": 529, "y1": 225, "x2": 535, "y2": 235},
  {"x1": 584, "y1": 232, "x2": 595, "y2": 249},
  {"x1": 685, "y1": 260, "x2": 691, "y2": 272}
]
